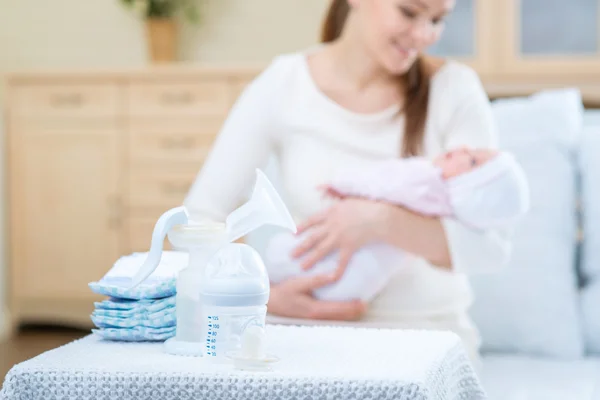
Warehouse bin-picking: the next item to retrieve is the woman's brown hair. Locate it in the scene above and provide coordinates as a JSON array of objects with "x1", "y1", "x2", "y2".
[{"x1": 321, "y1": 0, "x2": 432, "y2": 157}]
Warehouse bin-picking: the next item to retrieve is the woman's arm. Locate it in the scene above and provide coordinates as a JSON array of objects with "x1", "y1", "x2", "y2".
[
  {"x1": 183, "y1": 57, "x2": 290, "y2": 221},
  {"x1": 376, "y1": 205, "x2": 452, "y2": 267},
  {"x1": 375, "y1": 204, "x2": 513, "y2": 272},
  {"x1": 294, "y1": 198, "x2": 451, "y2": 276}
]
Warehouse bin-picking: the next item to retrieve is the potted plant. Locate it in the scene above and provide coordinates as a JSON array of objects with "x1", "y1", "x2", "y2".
[{"x1": 119, "y1": 0, "x2": 200, "y2": 63}]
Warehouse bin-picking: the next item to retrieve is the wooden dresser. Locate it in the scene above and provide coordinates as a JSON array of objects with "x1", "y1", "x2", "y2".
[{"x1": 4, "y1": 65, "x2": 260, "y2": 330}]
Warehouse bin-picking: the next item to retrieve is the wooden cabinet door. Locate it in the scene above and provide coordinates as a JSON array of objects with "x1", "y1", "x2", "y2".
[
  {"x1": 499, "y1": 0, "x2": 600, "y2": 76},
  {"x1": 426, "y1": 0, "x2": 499, "y2": 76},
  {"x1": 10, "y1": 127, "x2": 123, "y2": 301}
]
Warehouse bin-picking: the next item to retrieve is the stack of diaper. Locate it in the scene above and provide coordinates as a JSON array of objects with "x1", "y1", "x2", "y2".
[{"x1": 88, "y1": 251, "x2": 188, "y2": 342}]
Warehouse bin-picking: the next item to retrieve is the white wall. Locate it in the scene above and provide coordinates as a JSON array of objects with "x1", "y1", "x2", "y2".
[
  {"x1": 0, "y1": 0, "x2": 329, "y2": 336},
  {"x1": 0, "y1": 0, "x2": 328, "y2": 99}
]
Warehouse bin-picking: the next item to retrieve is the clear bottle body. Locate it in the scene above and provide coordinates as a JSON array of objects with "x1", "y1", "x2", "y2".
[{"x1": 202, "y1": 305, "x2": 267, "y2": 360}]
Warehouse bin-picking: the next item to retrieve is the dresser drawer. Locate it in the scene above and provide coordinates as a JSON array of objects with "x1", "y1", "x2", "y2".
[
  {"x1": 10, "y1": 83, "x2": 120, "y2": 119},
  {"x1": 128, "y1": 168, "x2": 199, "y2": 211},
  {"x1": 128, "y1": 118, "x2": 221, "y2": 164},
  {"x1": 230, "y1": 78, "x2": 252, "y2": 104},
  {"x1": 127, "y1": 81, "x2": 231, "y2": 117}
]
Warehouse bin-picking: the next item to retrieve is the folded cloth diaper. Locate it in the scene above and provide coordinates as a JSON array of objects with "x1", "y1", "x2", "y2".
[
  {"x1": 266, "y1": 230, "x2": 404, "y2": 302},
  {"x1": 92, "y1": 326, "x2": 176, "y2": 342},
  {"x1": 91, "y1": 305, "x2": 176, "y2": 329},
  {"x1": 89, "y1": 251, "x2": 186, "y2": 341},
  {"x1": 94, "y1": 296, "x2": 176, "y2": 313},
  {"x1": 91, "y1": 297, "x2": 177, "y2": 341},
  {"x1": 92, "y1": 303, "x2": 175, "y2": 320},
  {"x1": 89, "y1": 251, "x2": 188, "y2": 300},
  {"x1": 89, "y1": 280, "x2": 176, "y2": 301}
]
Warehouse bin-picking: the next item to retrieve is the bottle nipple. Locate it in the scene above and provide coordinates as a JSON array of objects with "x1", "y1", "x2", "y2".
[
  {"x1": 241, "y1": 325, "x2": 266, "y2": 360},
  {"x1": 231, "y1": 324, "x2": 279, "y2": 371}
]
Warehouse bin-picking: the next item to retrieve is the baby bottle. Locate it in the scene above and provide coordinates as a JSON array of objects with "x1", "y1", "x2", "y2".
[
  {"x1": 127, "y1": 169, "x2": 296, "y2": 357},
  {"x1": 200, "y1": 242, "x2": 270, "y2": 361}
]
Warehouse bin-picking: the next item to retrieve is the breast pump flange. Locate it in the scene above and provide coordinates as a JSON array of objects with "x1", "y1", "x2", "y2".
[{"x1": 128, "y1": 168, "x2": 297, "y2": 357}]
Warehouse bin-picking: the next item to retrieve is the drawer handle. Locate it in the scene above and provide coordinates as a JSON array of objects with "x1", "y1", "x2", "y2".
[
  {"x1": 161, "y1": 182, "x2": 190, "y2": 195},
  {"x1": 50, "y1": 93, "x2": 84, "y2": 107},
  {"x1": 160, "y1": 92, "x2": 193, "y2": 105},
  {"x1": 161, "y1": 137, "x2": 195, "y2": 149}
]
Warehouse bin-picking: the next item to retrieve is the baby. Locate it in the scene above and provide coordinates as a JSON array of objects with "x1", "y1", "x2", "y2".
[{"x1": 265, "y1": 147, "x2": 530, "y2": 302}]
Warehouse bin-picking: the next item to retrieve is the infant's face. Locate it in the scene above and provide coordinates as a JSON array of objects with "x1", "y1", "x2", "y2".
[{"x1": 434, "y1": 148, "x2": 498, "y2": 179}]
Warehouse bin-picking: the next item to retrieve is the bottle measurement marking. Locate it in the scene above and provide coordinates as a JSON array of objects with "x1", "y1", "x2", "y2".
[{"x1": 206, "y1": 315, "x2": 221, "y2": 357}]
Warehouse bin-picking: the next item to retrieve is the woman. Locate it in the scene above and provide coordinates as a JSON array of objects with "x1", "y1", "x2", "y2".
[{"x1": 184, "y1": 0, "x2": 510, "y2": 364}]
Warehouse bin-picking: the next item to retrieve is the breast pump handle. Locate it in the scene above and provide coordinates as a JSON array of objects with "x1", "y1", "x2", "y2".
[
  {"x1": 128, "y1": 168, "x2": 297, "y2": 289},
  {"x1": 128, "y1": 206, "x2": 189, "y2": 288}
]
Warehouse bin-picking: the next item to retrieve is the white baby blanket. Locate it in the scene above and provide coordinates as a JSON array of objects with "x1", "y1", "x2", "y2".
[
  {"x1": 329, "y1": 156, "x2": 453, "y2": 216},
  {"x1": 265, "y1": 230, "x2": 405, "y2": 302}
]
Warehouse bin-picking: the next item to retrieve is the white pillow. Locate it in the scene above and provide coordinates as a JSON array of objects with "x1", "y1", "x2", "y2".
[
  {"x1": 468, "y1": 88, "x2": 585, "y2": 358},
  {"x1": 579, "y1": 123, "x2": 600, "y2": 354},
  {"x1": 583, "y1": 109, "x2": 600, "y2": 127},
  {"x1": 492, "y1": 88, "x2": 584, "y2": 149}
]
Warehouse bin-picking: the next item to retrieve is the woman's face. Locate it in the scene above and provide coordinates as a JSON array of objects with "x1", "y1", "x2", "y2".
[{"x1": 351, "y1": 0, "x2": 455, "y2": 74}]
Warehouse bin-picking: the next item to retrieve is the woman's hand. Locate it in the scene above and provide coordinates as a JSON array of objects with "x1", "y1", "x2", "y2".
[
  {"x1": 292, "y1": 198, "x2": 390, "y2": 280},
  {"x1": 267, "y1": 273, "x2": 367, "y2": 320}
]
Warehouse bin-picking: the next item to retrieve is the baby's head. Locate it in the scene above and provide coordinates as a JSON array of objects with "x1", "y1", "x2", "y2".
[
  {"x1": 437, "y1": 147, "x2": 530, "y2": 230},
  {"x1": 434, "y1": 147, "x2": 499, "y2": 179}
]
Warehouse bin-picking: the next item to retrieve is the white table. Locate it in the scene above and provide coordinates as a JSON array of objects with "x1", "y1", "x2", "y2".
[{"x1": 1, "y1": 324, "x2": 486, "y2": 399}]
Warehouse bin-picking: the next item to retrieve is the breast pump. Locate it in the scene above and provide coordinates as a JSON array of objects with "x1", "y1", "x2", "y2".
[{"x1": 128, "y1": 169, "x2": 296, "y2": 359}]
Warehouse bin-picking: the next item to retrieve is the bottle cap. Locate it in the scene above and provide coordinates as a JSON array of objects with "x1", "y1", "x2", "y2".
[{"x1": 200, "y1": 243, "x2": 270, "y2": 307}]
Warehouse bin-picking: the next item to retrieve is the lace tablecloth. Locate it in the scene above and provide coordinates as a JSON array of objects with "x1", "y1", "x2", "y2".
[{"x1": 1, "y1": 325, "x2": 486, "y2": 399}]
